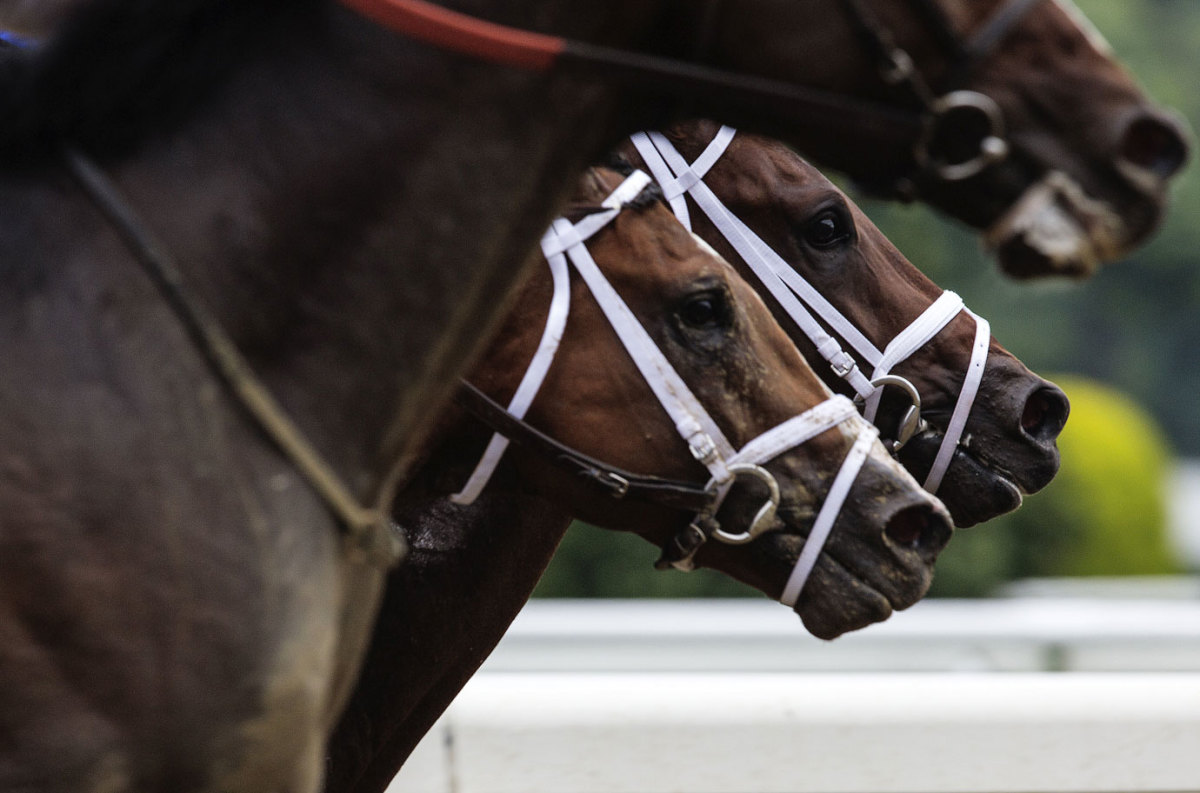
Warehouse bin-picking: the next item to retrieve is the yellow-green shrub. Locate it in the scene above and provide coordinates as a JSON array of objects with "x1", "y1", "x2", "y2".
[{"x1": 931, "y1": 376, "x2": 1180, "y2": 597}]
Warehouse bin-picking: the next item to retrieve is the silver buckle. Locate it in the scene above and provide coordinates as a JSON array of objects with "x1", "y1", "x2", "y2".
[
  {"x1": 602, "y1": 472, "x2": 630, "y2": 498},
  {"x1": 709, "y1": 463, "x2": 782, "y2": 545},
  {"x1": 689, "y1": 435, "x2": 718, "y2": 466},
  {"x1": 856, "y1": 374, "x2": 927, "y2": 452}
]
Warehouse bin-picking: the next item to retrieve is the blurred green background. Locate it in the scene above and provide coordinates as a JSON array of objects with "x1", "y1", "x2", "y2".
[{"x1": 534, "y1": 0, "x2": 1199, "y2": 600}]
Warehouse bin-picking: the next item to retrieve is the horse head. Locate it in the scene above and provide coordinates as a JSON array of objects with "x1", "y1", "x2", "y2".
[
  {"x1": 452, "y1": 166, "x2": 952, "y2": 639},
  {"x1": 621, "y1": 121, "x2": 1069, "y2": 528},
  {"x1": 706, "y1": 0, "x2": 1189, "y2": 279}
]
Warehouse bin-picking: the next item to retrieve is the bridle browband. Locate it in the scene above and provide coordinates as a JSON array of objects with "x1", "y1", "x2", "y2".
[
  {"x1": 338, "y1": 0, "x2": 1044, "y2": 196},
  {"x1": 629, "y1": 126, "x2": 990, "y2": 495},
  {"x1": 63, "y1": 150, "x2": 406, "y2": 569},
  {"x1": 452, "y1": 170, "x2": 879, "y2": 604}
]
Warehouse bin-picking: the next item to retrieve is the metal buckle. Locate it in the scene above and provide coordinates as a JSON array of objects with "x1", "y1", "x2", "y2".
[
  {"x1": 915, "y1": 90, "x2": 1009, "y2": 182},
  {"x1": 830, "y1": 353, "x2": 858, "y2": 379},
  {"x1": 580, "y1": 467, "x2": 631, "y2": 498},
  {"x1": 601, "y1": 472, "x2": 630, "y2": 498},
  {"x1": 856, "y1": 374, "x2": 927, "y2": 453},
  {"x1": 709, "y1": 463, "x2": 782, "y2": 545},
  {"x1": 689, "y1": 435, "x2": 719, "y2": 466}
]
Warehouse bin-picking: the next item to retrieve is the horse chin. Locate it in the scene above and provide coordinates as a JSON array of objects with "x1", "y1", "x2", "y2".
[
  {"x1": 898, "y1": 434, "x2": 1023, "y2": 529},
  {"x1": 776, "y1": 530, "x2": 936, "y2": 642},
  {"x1": 791, "y1": 560, "x2": 896, "y2": 641},
  {"x1": 984, "y1": 171, "x2": 1127, "y2": 280}
]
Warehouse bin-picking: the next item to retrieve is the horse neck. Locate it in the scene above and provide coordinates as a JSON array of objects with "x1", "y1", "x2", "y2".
[
  {"x1": 326, "y1": 491, "x2": 572, "y2": 793},
  {"x1": 63, "y1": 0, "x2": 685, "y2": 501}
]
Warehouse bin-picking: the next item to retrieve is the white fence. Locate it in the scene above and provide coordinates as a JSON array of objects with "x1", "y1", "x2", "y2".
[{"x1": 388, "y1": 597, "x2": 1200, "y2": 793}]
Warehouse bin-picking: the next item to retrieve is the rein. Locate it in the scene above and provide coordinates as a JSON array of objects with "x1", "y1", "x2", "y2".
[
  {"x1": 337, "y1": 0, "x2": 1041, "y2": 196},
  {"x1": 339, "y1": 0, "x2": 925, "y2": 157},
  {"x1": 629, "y1": 127, "x2": 990, "y2": 494},
  {"x1": 63, "y1": 150, "x2": 406, "y2": 569},
  {"x1": 453, "y1": 170, "x2": 877, "y2": 602}
]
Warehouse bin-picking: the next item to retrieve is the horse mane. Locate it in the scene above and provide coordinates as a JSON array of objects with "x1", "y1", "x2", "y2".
[{"x1": 0, "y1": 0, "x2": 322, "y2": 165}]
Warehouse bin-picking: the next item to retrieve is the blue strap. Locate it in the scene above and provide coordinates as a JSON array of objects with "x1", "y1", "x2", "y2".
[{"x1": 0, "y1": 30, "x2": 36, "y2": 49}]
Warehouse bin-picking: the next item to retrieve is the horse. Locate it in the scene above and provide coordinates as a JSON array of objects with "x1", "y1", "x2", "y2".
[
  {"x1": 0, "y1": 0, "x2": 1170, "y2": 788},
  {"x1": 326, "y1": 164, "x2": 957, "y2": 791},
  {"x1": 620, "y1": 120, "x2": 1069, "y2": 528}
]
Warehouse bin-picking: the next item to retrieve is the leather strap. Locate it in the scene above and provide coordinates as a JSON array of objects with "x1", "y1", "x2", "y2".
[
  {"x1": 63, "y1": 148, "x2": 405, "y2": 568},
  {"x1": 454, "y1": 382, "x2": 715, "y2": 513}
]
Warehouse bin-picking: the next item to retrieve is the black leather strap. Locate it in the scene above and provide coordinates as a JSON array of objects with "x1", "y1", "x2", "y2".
[{"x1": 455, "y1": 381, "x2": 716, "y2": 514}]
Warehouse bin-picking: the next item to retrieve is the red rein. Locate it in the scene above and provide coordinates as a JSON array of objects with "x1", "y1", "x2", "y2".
[{"x1": 339, "y1": 0, "x2": 565, "y2": 71}]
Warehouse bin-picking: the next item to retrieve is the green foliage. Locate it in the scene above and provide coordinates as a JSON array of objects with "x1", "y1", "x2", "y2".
[{"x1": 929, "y1": 376, "x2": 1181, "y2": 597}]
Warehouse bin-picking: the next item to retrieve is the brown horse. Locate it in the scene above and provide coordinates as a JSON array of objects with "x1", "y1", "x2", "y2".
[
  {"x1": 621, "y1": 120, "x2": 1069, "y2": 527},
  {"x1": 327, "y1": 165, "x2": 954, "y2": 791}
]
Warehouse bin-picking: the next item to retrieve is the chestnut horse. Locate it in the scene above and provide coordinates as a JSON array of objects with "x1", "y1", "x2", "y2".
[
  {"x1": 622, "y1": 121, "x2": 1070, "y2": 528},
  {"x1": 327, "y1": 165, "x2": 955, "y2": 791}
]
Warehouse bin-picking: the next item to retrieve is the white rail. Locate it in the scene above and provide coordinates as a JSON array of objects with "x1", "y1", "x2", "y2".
[
  {"x1": 479, "y1": 597, "x2": 1200, "y2": 672},
  {"x1": 387, "y1": 598, "x2": 1200, "y2": 793},
  {"x1": 393, "y1": 672, "x2": 1200, "y2": 793}
]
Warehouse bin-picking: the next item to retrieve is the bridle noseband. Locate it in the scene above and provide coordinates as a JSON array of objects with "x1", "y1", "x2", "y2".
[{"x1": 453, "y1": 170, "x2": 879, "y2": 604}]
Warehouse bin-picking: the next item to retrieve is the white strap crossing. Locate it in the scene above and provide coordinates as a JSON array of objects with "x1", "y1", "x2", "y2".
[
  {"x1": 551, "y1": 213, "x2": 736, "y2": 483},
  {"x1": 631, "y1": 130, "x2": 877, "y2": 399},
  {"x1": 780, "y1": 426, "x2": 879, "y2": 608}
]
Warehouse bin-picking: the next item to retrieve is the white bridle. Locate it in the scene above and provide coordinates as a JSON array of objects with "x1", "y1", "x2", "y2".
[
  {"x1": 451, "y1": 170, "x2": 880, "y2": 606},
  {"x1": 629, "y1": 127, "x2": 990, "y2": 493}
]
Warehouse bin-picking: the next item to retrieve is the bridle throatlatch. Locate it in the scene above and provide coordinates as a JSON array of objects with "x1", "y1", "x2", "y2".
[
  {"x1": 629, "y1": 127, "x2": 991, "y2": 494},
  {"x1": 452, "y1": 170, "x2": 878, "y2": 607}
]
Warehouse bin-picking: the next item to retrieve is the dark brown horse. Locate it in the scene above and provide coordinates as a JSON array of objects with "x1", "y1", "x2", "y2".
[
  {"x1": 328, "y1": 165, "x2": 955, "y2": 791},
  {"x1": 0, "y1": 0, "x2": 1174, "y2": 789},
  {"x1": 621, "y1": 121, "x2": 1069, "y2": 527}
]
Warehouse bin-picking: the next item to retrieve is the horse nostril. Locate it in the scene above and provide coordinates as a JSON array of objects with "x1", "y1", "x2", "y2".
[
  {"x1": 1021, "y1": 385, "x2": 1070, "y2": 443},
  {"x1": 884, "y1": 504, "x2": 951, "y2": 553},
  {"x1": 1120, "y1": 112, "x2": 1190, "y2": 180}
]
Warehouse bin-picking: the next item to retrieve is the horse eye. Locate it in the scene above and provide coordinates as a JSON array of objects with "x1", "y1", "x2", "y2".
[
  {"x1": 678, "y1": 291, "x2": 729, "y2": 330},
  {"x1": 802, "y1": 209, "x2": 852, "y2": 249}
]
